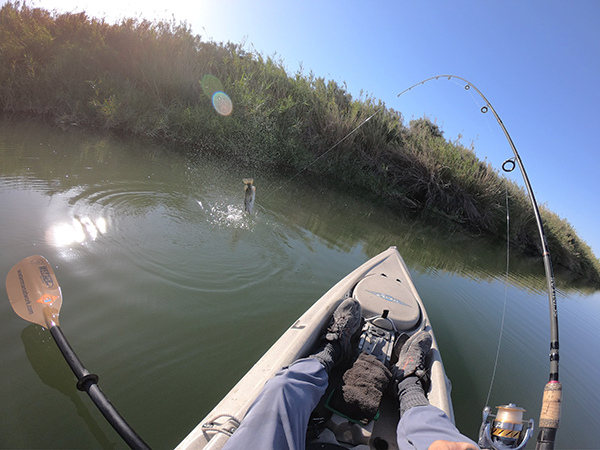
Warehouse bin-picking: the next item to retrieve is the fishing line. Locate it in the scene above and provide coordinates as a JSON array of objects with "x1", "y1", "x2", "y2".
[
  {"x1": 455, "y1": 80, "x2": 513, "y2": 406},
  {"x1": 485, "y1": 179, "x2": 511, "y2": 407},
  {"x1": 261, "y1": 107, "x2": 382, "y2": 201},
  {"x1": 264, "y1": 76, "x2": 461, "y2": 203}
]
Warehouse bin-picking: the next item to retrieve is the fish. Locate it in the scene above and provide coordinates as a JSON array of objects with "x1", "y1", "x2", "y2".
[{"x1": 243, "y1": 178, "x2": 256, "y2": 214}]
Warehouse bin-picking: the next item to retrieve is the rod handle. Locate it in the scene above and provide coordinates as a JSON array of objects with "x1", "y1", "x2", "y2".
[
  {"x1": 535, "y1": 381, "x2": 562, "y2": 450},
  {"x1": 535, "y1": 427, "x2": 557, "y2": 450}
]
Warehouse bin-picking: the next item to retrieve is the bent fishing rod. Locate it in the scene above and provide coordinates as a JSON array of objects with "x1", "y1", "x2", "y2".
[
  {"x1": 398, "y1": 75, "x2": 561, "y2": 450},
  {"x1": 6, "y1": 256, "x2": 151, "y2": 450}
]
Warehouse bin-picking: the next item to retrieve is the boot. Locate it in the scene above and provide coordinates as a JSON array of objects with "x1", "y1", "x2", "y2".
[
  {"x1": 309, "y1": 298, "x2": 362, "y2": 373},
  {"x1": 393, "y1": 330, "x2": 432, "y2": 416}
]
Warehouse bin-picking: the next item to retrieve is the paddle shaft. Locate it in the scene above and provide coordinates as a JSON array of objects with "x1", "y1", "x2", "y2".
[{"x1": 49, "y1": 325, "x2": 151, "y2": 450}]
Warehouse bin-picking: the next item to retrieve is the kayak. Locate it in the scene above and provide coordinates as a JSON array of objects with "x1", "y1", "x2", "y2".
[{"x1": 176, "y1": 246, "x2": 453, "y2": 450}]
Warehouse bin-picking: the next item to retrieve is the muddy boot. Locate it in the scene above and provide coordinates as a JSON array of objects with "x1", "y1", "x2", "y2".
[
  {"x1": 393, "y1": 330, "x2": 432, "y2": 416},
  {"x1": 309, "y1": 298, "x2": 362, "y2": 373}
]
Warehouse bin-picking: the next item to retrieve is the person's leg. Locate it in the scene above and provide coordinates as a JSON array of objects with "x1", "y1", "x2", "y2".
[
  {"x1": 222, "y1": 358, "x2": 328, "y2": 450},
  {"x1": 393, "y1": 331, "x2": 479, "y2": 450},
  {"x1": 223, "y1": 298, "x2": 362, "y2": 450},
  {"x1": 396, "y1": 404, "x2": 479, "y2": 450}
]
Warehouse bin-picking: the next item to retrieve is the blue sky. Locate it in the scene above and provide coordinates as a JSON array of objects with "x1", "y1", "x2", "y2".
[{"x1": 32, "y1": 0, "x2": 600, "y2": 258}]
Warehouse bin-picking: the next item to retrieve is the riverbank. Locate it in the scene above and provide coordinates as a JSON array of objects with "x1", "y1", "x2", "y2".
[{"x1": 1, "y1": 2, "x2": 598, "y2": 282}]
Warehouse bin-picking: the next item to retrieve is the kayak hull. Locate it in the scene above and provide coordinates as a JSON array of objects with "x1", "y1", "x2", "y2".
[{"x1": 176, "y1": 246, "x2": 453, "y2": 450}]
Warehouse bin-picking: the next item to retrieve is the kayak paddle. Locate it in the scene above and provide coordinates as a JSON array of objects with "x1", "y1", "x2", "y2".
[{"x1": 6, "y1": 255, "x2": 151, "y2": 450}]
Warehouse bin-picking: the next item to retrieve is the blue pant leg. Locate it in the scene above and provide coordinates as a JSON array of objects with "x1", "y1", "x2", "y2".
[
  {"x1": 396, "y1": 405, "x2": 480, "y2": 450},
  {"x1": 222, "y1": 358, "x2": 329, "y2": 450}
]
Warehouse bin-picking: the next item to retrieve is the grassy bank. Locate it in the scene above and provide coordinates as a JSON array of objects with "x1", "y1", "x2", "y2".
[{"x1": 2, "y1": 2, "x2": 599, "y2": 283}]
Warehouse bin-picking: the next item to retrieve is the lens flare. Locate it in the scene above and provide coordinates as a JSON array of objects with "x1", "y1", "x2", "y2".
[
  {"x1": 201, "y1": 74, "x2": 233, "y2": 116},
  {"x1": 212, "y1": 91, "x2": 233, "y2": 116},
  {"x1": 200, "y1": 74, "x2": 223, "y2": 99}
]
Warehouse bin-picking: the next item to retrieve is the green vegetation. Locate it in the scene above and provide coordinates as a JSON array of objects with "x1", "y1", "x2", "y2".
[{"x1": 1, "y1": 2, "x2": 599, "y2": 282}]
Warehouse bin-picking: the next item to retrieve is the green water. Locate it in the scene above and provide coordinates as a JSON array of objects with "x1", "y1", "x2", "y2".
[{"x1": 0, "y1": 118, "x2": 598, "y2": 449}]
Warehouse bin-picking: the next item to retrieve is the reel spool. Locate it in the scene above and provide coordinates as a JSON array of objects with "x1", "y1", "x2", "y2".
[{"x1": 478, "y1": 403, "x2": 534, "y2": 450}]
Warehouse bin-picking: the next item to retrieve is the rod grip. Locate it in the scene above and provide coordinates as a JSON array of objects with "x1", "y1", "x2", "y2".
[
  {"x1": 536, "y1": 381, "x2": 562, "y2": 450},
  {"x1": 539, "y1": 381, "x2": 562, "y2": 428}
]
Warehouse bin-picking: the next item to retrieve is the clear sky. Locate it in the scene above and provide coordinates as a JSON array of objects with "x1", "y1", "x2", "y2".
[{"x1": 28, "y1": 0, "x2": 600, "y2": 258}]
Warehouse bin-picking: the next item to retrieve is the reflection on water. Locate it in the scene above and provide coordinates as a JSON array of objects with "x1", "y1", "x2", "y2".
[
  {"x1": 0, "y1": 117, "x2": 598, "y2": 449},
  {"x1": 46, "y1": 216, "x2": 108, "y2": 247}
]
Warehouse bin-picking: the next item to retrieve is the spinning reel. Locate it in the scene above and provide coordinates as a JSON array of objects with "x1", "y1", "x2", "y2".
[{"x1": 478, "y1": 403, "x2": 534, "y2": 450}]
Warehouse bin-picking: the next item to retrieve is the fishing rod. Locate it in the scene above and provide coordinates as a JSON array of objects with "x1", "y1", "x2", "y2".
[{"x1": 398, "y1": 75, "x2": 561, "y2": 450}]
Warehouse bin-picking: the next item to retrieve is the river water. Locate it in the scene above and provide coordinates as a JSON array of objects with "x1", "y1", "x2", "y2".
[{"x1": 0, "y1": 117, "x2": 598, "y2": 449}]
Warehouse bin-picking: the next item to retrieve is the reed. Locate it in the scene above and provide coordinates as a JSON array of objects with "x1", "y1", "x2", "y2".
[{"x1": 1, "y1": 2, "x2": 598, "y2": 282}]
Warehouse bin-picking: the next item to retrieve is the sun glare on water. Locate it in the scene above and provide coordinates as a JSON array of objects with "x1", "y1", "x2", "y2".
[{"x1": 46, "y1": 217, "x2": 108, "y2": 247}]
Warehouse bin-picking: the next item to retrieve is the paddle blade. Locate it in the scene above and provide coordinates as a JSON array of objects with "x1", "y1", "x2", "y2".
[{"x1": 6, "y1": 255, "x2": 62, "y2": 328}]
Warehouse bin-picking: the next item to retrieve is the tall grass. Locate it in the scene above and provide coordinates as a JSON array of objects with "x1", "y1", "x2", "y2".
[{"x1": 1, "y1": 2, "x2": 598, "y2": 282}]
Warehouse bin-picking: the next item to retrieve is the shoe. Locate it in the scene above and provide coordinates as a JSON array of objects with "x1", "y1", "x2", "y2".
[
  {"x1": 310, "y1": 298, "x2": 362, "y2": 372},
  {"x1": 324, "y1": 298, "x2": 362, "y2": 364},
  {"x1": 393, "y1": 330, "x2": 432, "y2": 382}
]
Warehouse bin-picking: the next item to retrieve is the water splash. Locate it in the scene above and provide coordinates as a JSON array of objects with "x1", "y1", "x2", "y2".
[{"x1": 204, "y1": 200, "x2": 253, "y2": 230}]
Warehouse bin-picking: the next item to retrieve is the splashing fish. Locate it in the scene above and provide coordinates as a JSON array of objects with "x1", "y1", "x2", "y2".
[{"x1": 243, "y1": 178, "x2": 256, "y2": 213}]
